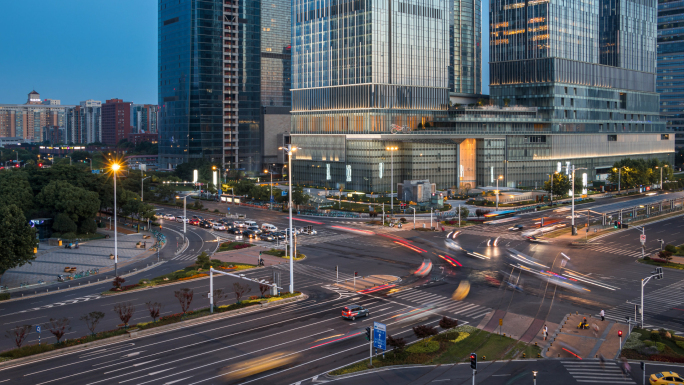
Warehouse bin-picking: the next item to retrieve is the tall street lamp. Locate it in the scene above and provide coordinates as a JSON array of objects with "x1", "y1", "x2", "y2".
[
  {"x1": 569, "y1": 165, "x2": 587, "y2": 235},
  {"x1": 111, "y1": 162, "x2": 121, "y2": 277},
  {"x1": 264, "y1": 168, "x2": 273, "y2": 209},
  {"x1": 613, "y1": 166, "x2": 627, "y2": 193},
  {"x1": 656, "y1": 165, "x2": 668, "y2": 189},
  {"x1": 279, "y1": 144, "x2": 299, "y2": 293},
  {"x1": 141, "y1": 176, "x2": 151, "y2": 202},
  {"x1": 548, "y1": 171, "x2": 558, "y2": 205},
  {"x1": 386, "y1": 146, "x2": 398, "y2": 214},
  {"x1": 495, "y1": 175, "x2": 503, "y2": 210},
  {"x1": 176, "y1": 195, "x2": 188, "y2": 242}
]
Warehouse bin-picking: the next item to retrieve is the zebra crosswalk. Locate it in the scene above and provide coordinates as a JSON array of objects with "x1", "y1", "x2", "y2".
[
  {"x1": 575, "y1": 242, "x2": 644, "y2": 258},
  {"x1": 562, "y1": 360, "x2": 635, "y2": 384},
  {"x1": 389, "y1": 288, "x2": 492, "y2": 320},
  {"x1": 459, "y1": 227, "x2": 522, "y2": 240},
  {"x1": 603, "y1": 278, "x2": 684, "y2": 332},
  {"x1": 272, "y1": 263, "x2": 355, "y2": 284}
]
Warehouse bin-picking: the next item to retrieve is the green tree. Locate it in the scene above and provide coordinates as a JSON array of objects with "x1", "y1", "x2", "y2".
[
  {"x1": 52, "y1": 213, "x2": 78, "y2": 234},
  {"x1": 122, "y1": 197, "x2": 155, "y2": 232},
  {"x1": 543, "y1": 173, "x2": 571, "y2": 197},
  {"x1": 458, "y1": 206, "x2": 470, "y2": 220},
  {"x1": 0, "y1": 171, "x2": 33, "y2": 212},
  {"x1": 35, "y1": 180, "x2": 100, "y2": 227},
  {"x1": 0, "y1": 204, "x2": 36, "y2": 271}
]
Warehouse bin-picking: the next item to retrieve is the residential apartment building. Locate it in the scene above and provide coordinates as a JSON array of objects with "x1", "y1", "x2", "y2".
[
  {"x1": 67, "y1": 100, "x2": 102, "y2": 144},
  {"x1": 0, "y1": 91, "x2": 73, "y2": 143},
  {"x1": 101, "y1": 99, "x2": 132, "y2": 146}
]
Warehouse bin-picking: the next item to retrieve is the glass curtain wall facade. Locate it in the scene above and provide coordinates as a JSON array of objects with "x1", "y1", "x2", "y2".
[
  {"x1": 237, "y1": 0, "x2": 262, "y2": 171},
  {"x1": 158, "y1": 0, "x2": 225, "y2": 168},
  {"x1": 261, "y1": 0, "x2": 291, "y2": 108},
  {"x1": 451, "y1": 0, "x2": 481, "y2": 95},
  {"x1": 658, "y1": 0, "x2": 684, "y2": 148}
]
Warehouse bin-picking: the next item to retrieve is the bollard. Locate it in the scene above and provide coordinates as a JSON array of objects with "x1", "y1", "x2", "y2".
[
  {"x1": 503, "y1": 333, "x2": 506, "y2": 337},
  {"x1": 523, "y1": 353, "x2": 526, "y2": 358},
  {"x1": 537, "y1": 353, "x2": 541, "y2": 358},
  {"x1": 558, "y1": 353, "x2": 561, "y2": 357},
  {"x1": 482, "y1": 356, "x2": 486, "y2": 360},
  {"x1": 535, "y1": 342, "x2": 538, "y2": 346}
]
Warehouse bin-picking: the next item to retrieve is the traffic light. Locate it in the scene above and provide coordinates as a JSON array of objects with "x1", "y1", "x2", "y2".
[
  {"x1": 355, "y1": 271, "x2": 358, "y2": 277},
  {"x1": 654, "y1": 267, "x2": 664, "y2": 280},
  {"x1": 470, "y1": 353, "x2": 477, "y2": 369},
  {"x1": 613, "y1": 221, "x2": 619, "y2": 229},
  {"x1": 640, "y1": 362, "x2": 645, "y2": 371},
  {"x1": 365, "y1": 327, "x2": 371, "y2": 341},
  {"x1": 335, "y1": 266, "x2": 338, "y2": 273},
  {"x1": 618, "y1": 330, "x2": 623, "y2": 337},
  {"x1": 38, "y1": 163, "x2": 42, "y2": 168}
]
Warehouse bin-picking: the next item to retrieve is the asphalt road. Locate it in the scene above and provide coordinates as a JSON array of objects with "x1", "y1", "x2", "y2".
[
  {"x1": 308, "y1": 359, "x2": 684, "y2": 385},
  {"x1": 2, "y1": 200, "x2": 684, "y2": 384}
]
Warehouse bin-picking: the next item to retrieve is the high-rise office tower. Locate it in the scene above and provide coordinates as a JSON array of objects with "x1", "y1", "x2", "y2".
[
  {"x1": 289, "y1": 0, "x2": 673, "y2": 192},
  {"x1": 451, "y1": 0, "x2": 481, "y2": 96},
  {"x1": 158, "y1": 0, "x2": 286, "y2": 172},
  {"x1": 658, "y1": 0, "x2": 684, "y2": 148}
]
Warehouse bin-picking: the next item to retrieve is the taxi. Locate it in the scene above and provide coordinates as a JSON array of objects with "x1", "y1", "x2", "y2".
[{"x1": 651, "y1": 371, "x2": 684, "y2": 384}]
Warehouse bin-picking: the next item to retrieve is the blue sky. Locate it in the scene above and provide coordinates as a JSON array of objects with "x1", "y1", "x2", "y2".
[
  {"x1": 0, "y1": 1, "x2": 489, "y2": 105},
  {"x1": 0, "y1": 1, "x2": 157, "y2": 105}
]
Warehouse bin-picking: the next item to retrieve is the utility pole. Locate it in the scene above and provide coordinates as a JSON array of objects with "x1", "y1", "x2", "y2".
[
  {"x1": 412, "y1": 207, "x2": 416, "y2": 229},
  {"x1": 141, "y1": 176, "x2": 151, "y2": 202},
  {"x1": 386, "y1": 146, "x2": 398, "y2": 214}
]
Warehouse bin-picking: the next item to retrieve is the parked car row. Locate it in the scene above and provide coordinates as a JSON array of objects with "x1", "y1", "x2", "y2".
[{"x1": 153, "y1": 212, "x2": 317, "y2": 242}]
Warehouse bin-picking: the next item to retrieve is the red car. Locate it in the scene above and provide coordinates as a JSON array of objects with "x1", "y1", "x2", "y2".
[{"x1": 189, "y1": 219, "x2": 200, "y2": 226}]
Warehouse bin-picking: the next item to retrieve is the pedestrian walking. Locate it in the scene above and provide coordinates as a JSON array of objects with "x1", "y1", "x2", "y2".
[
  {"x1": 543, "y1": 325, "x2": 548, "y2": 340},
  {"x1": 600, "y1": 309, "x2": 605, "y2": 321}
]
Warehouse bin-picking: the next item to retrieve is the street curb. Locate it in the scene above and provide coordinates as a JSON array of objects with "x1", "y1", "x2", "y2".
[
  {"x1": 99, "y1": 264, "x2": 270, "y2": 297},
  {"x1": 324, "y1": 364, "x2": 439, "y2": 380},
  {"x1": 0, "y1": 293, "x2": 308, "y2": 370},
  {"x1": 0, "y1": 261, "x2": 167, "y2": 304},
  {"x1": 541, "y1": 313, "x2": 571, "y2": 358}
]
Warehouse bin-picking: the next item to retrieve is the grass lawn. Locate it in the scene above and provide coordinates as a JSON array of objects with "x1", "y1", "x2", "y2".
[
  {"x1": 441, "y1": 220, "x2": 479, "y2": 227},
  {"x1": 638, "y1": 258, "x2": 684, "y2": 270},
  {"x1": 622, "y1": 328, "x2": 684, "y2": 363},
  {"x1": 329, "y1": 326, "x2": 540, "y2": 376}
]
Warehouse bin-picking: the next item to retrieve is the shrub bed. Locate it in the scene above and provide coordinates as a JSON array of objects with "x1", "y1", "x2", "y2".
[{"x1": 218, "y1": 242, "x2": 254, "y2": 252}]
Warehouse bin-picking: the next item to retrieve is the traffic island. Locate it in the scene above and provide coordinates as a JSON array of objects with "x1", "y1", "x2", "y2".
[
  {"x1": 621, "y1": 327, "x2": 684, "y2": 363},
  {"x1": 544, "y1": 313, "x2": 627, "y2": 359},
  {"x1": 328, "y1": 325, "x2": 540, "y2": 377}
]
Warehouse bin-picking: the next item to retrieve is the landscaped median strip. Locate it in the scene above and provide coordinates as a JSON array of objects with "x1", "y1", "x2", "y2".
[
  {"x1": 327, "y1": 324, "x2": 541, "y2": 377},
  {"x1": 0, "y1": 292, "x2": 307, "y2": 367}
]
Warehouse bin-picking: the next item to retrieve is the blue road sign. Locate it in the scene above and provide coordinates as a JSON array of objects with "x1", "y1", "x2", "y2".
[
  {"x1": 36, "y1": 325, "x2": 41, "y2": 333},
  {"x1": 218, "y1": 189, "x2": 222, "y2": 195},
  {"x1": 226, "y1": 208, "x2": 230, "y2": 211},
  {"x1": 373, "y1": 322, "x2": 386, "y2": 350},
  {"x1": 281, "y1": 191, "x2": 288, "y2": 196},
  {"x1": 270, "y1": 195, "x2": 275, "y2": 202}
]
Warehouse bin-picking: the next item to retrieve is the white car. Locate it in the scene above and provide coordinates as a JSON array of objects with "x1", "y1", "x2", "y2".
[
  {"x1": 284, "y1": 228, "x2": 301, "y2": 236},
  {"x1": 164, "y1": 214, "x2": 176, "y2": 221},
  {"x1": 233, "y1": 221, "x2": 245, "y2": 228},
  {"x1": 261, "y1": 223, "x2": 278, "y2": 232},
  {"x1": 212, "y1": 223, "x2": 226, "y2": 231},
  {"x1": 176, "y1": 216, "x2": 189, "y2": 223}
]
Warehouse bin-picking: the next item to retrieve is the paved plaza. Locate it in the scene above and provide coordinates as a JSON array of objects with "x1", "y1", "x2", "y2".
[{"x1": 0, "y1": 230, "x2": 153, "y2": 288}]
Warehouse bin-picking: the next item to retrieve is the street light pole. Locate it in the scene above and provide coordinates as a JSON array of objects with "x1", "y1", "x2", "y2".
[
  {"x1": 141, "y1": 176, "x2": 151, "y2": 202},
  {"x1": 279, "y1": 144, "x2": 298, "y2": 293},
  {"x1": 569, "y1": 165, "x2": 587, "y2": 235},
  {"x1": 386, "y1": 146, "x2": 398, "y2": 215},
  {"x1": 411, "y1": 207, "x2": 416, "y2": 229},
  {"x1": 656, "y1": 165, "x2": 668, "y2": 190},
  {"x1": 495, "y1": 176, "x2": 503, "y2": 210},
  {"x1": 111, "y1": 163, "x2": 121, "y2": 277}
]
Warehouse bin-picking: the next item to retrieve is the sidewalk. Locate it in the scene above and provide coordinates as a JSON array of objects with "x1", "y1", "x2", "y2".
[
  {"x1": 477, "y1": 310, "x2": 555, "y2": 347},
  {"x1": 545, "y1": 313, "x2": 627, "y2": 359},
  {"x1": 0, "y1": 229, "x2": 153, "y2": 288}
]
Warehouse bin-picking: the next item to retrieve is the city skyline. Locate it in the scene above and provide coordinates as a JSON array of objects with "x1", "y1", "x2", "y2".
[{"x1": 0, "y1": 0, "x2": 492, "y2": 106}]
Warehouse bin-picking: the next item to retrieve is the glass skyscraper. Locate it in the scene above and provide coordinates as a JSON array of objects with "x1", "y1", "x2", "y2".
[
  {"x1": 289, "y1": 0, "x2": 674, "y2": 192},
  {"x1": 451, "y1": 0, "x2": 481, "y2": 95},
  {"x1": 158, "y1": 0, "x2": 289, "y2": 172},
  {"x1": 658, "y1": 0, "x2": 684, "y2": 148}
]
